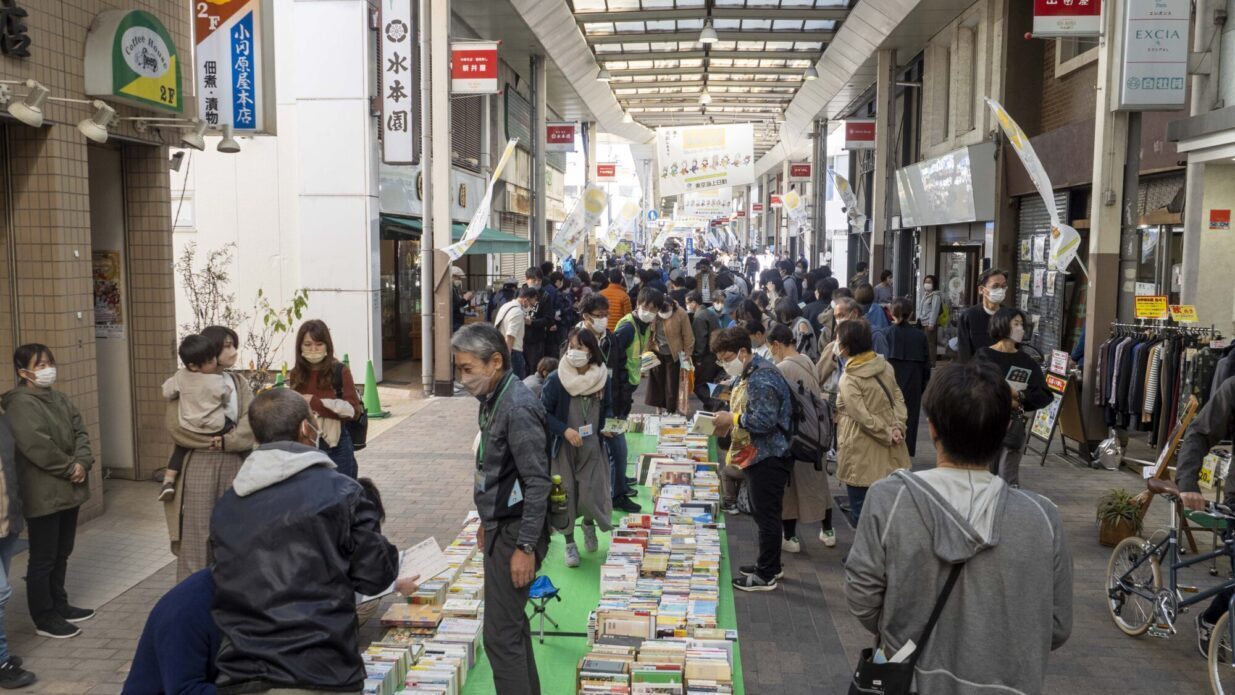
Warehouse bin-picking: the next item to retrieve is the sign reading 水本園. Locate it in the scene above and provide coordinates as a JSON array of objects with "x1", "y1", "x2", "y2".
[
  {"x1": 451, "y1": 41, "x2": 498, "y2": 94},
  {"x1": 194, "y1": 0, "x2": 274, "y2": 130},
  {"x1": 85, "y1": 10, "x2": 182, "y2": 112},
  {"x1": 844, "y1": 120, "x2": 876, "y2": 150},
  {"x1": 380, "y1": 0, "x2": 414, "y2": 163},
  {"x1": 546, "y1": 122, "x2": 576, "y2": 153},
  {"x1": 1119, "y1": 0, "x2": 1189, "y2": 111},
  {"x1": 1032, "y1": 0, "x2": 1101, "y2": 37},
  {"x1": 656, "y1": 124, "x2": 754, "y2": 197}
]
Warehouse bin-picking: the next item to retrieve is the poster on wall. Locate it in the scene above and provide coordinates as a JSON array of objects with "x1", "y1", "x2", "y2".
[
  {"x1": 1033, "y1": 269, "x2": 1045, "y2": 297},
  {"x1": 93, "y1": 251, "x2": 124, "y2": 339},
  {"x1": 1033, "y1": 235, "x2": 1046, "y2": 264},
  {"x1": 1019, "y1": 273, "x2": 1032, "y2": 294},
  {"x1": 656, "y1": 124, "x2": 754, "y2": 197},
  {"x1": 1020, "y1": 239, "x2": 1032, "y2": 262},
  {"x1": 1211, "y1": 209, "x2": 1231, "y2": 230},
  {"x1": 193, "y1": 0, "x2": 275, "y2": 132},
  {"x1": 1046, "y1": 270, "x2": 1058, "y2": 296}
]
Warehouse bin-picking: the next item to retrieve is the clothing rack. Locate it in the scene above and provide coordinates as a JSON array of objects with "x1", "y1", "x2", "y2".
[{"x1": 1107, "y1": 321, "x2": 1223, "y2": 340}]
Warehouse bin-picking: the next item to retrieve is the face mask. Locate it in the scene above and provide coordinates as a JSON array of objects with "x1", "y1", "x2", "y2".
[
  {"x1": 590, "y1": 316, "x2": 608, "y2": 334},
  {"x1": 1011, "y1": 325, "x2": 1026, "y2": 344},
  {"x1": 987, "y1": 287, "x2": 1007, "y2": 304},
  {"x1": 720, "y1": 356, "x2": 744, "y2": 378},
  {"x1": 302, "y1": 349, "x2": 327, "y2": 364},
  {"x1": 658, "y1": 310, "x2": 672, "y2": 320},
  {"x1": 713, "y1": 302, "x2": 725, "y2": 314},
  {"x1": 461, "y1": 368, "x2": 496, "y2": 398},
  {"x1": 636, "y1": 308, "x2": 656, "y2": 323},
  {"x1": 565, "y1": 349, "x2": 590, "y2": 368},
  {"x1": 27, "y1": 367, "x2": 56, "y2": 388},
  {"x1": 794, "y1": 270, "x2": 805, "y2": 278},
  {"x1": 924, "y1": 282, "x2": 934, "y2": 291}
]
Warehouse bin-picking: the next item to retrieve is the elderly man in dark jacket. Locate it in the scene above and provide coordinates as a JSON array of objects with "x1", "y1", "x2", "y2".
[
  {"x1": 452, "y1": 323, "x2": 551, "y2": 695},
  {"x1": 209, "y1": 389, "x2": 398, "y2": 695}
]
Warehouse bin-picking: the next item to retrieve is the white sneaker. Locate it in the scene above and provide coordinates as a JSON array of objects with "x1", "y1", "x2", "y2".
[
  {"x1": 781, "y1": 537, "x2": 801, "y2": 553},
  {"x1": 564, "y1": 542, "x2": 581, "y2": 568},
  {"x1": 583, "y1": 523, "x2": 599, "y2": 553},
  {"x1": 820, "y1": 529, "x2": 837, "y2": 547}
]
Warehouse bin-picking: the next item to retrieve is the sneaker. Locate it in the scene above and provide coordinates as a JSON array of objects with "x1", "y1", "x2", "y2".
[
  {"x1": 157, "y1": 481, "x2": 175, "y2": 502},
  {"x1": 34, "y1": 618, "x2": 79, "y2": 639},
  {"x1": 614, "y1": 497, "x2": 642, "y2": 513},
  {"x1": 739, "y1": 564, "x2": 783, "y2": 580},
  {"x1": 59, "y1": 605, "x2": 94, "y2": 623},
  {"x1": 564, "y1": 542, "x2": 580, "y2": 568},
  {"x1": 1199, "y1": 614, "x2": 1216, "y2": 659},
  {"x1": 720, "y1": 504, "x2": 740, "y2": 516},
  {"x1": 820, "y1": 529, "x2": 837, "y2": 548},
  {"x1": 4, "y1": 659, "x2": 18, "y2": 669},
  {"x1": 625, "y1": 477, "x2": 637, "y2": 486},
  {"x1": 0, "y1": 658, "x2": 34, "y2": 689},
  {"x1": 582, "y1": 524, "x2": 599, "y2": 553},
  {"x1": 732, "y1": 573, "x2": 778, "y2": 592},
  {"x1": 782, "y1": 537, "x2": 801, "y2": 553}
]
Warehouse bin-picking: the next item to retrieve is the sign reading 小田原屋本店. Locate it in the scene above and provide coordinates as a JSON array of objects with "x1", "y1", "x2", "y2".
[
  {"x1": 84, "y1": 10, "x2": 182, "y2": 112},
  {"x1": 1119, "y1": 0, "x2": 1189, "y2": 110},
  {"x1": 194, "y1": 0, "x2": 275, "y2": 133}
]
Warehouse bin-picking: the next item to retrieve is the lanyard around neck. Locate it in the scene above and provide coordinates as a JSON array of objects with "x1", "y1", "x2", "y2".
[{"x1": 477, "y1": 373, "x2": 513, "y2": 466}]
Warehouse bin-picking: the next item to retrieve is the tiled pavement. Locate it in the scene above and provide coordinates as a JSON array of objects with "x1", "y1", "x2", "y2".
[{"x1": 3, "y1": 387, "x2": 1223, "y2": 693}]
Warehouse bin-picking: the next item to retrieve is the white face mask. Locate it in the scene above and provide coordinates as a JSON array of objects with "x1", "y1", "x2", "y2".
[
  {"x1": 590, "y1": 316, "x2": 608, "y2": 334},
  {"x1": 713, "y1": 303, "x2": 725, "y2": 314},
  {"x1": 28, "y1": 366, "x2": 56, "y2": 388},
  {"x1": 636, "y1": 308, "x2": 656, "y2": 323},
  {"x1": 302, "y1": 349, "x2": 327, "y2": 364},
  {"x1": 924, "y1": 282, "x2": 934, "y2": 291},
  {"x1": 1010, "y1": 325, "x2": 1026, "y2": 344},
  {"x1": 658, "y1": 310, "x2": 672, "y2": 320},
  {"x1": 565, "y1": 349, "x2": 590, "y2": 368},
  {"x1": 986, "y1": 287, "x2": 1007, "y2": 304},
  {"x1": 720, "y1": 356, "x2": 745, "y2": 378}
]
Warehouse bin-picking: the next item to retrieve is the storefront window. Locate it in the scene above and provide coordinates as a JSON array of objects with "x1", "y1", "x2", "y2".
[{"x1": 380, "y1": 237, "x2": 421, "y2": 361}]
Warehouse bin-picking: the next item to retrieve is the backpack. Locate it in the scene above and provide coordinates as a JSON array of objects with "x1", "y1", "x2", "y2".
[
  {"x1": 332, "y1": 364, "x2": 369, "y2": 451},
  {"x1": 785, "y1": 377, "x2": 834, "y2": 471}
]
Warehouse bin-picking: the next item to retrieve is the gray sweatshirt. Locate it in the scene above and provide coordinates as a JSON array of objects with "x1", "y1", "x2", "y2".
[{"x1": 845, "y1": 469, "x2": 1072, "y2": 694}]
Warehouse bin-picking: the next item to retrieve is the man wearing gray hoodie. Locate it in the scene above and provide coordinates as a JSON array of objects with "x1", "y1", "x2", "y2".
[{"x1": 845, "y1": 361, "x2": 1072, "y2": 694}]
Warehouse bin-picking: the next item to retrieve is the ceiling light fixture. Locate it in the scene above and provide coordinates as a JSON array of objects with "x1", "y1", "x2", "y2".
[
  {"x1": 804, "y1": 65, "x2": 819, "y2": 81},
  {"x1": 597, "y1": 67, "x2": 613, "y2": 82},
  {"x1": 622, "y1": 111, "x2": 634, "y2": 124},
  {"x1": 698, "y1": 89, "x2": 712, "y2": 105},
  {"x1": 128, "y1": 117, "x2": 210, "y2": 151},
  {"x1": 78, "y1": 100, "x2": 116, "y2": 143},
  {"x1": 699, "y1": 20, "x2": 718, "y2": 44},
  {"x1": 7, "y1": 79, "x2": 48, "y2": 128},
  {"x1": 217, "y1": 124, "x2": 241, "y2": 153}
]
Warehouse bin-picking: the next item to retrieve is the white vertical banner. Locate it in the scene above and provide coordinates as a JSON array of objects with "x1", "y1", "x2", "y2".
[
  {"x1": 445, "y1": 139, "x2": 518, "y2": 261},
  {"x1": 380, "y1": 0, "x2": 415, "y2": 164},
  {"x1": 601, "y1": 200, "x2": 641, "y2": 251},
  {"x1": 552, "y1": 184, "x2": 608, "y2": 259}
]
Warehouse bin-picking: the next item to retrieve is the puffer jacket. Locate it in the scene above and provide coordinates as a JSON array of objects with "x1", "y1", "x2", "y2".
[
  {"x1": 210, "y1": 442, "x2": 398, "y2": 694},
  {"x1": 0, "y1": 418, "x2": 19, "y2": 537},
  {"x1": 2, "y1": 386, "x2": 92, "y2": 519},
  {"x1": 836, "y1": 352, "x2": 911, "y2": 487}
]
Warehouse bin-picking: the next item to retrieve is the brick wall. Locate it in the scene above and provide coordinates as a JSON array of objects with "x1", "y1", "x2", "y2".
[{"x1": 1039, "y1": 42, "x2": 1098, "y2": 135}]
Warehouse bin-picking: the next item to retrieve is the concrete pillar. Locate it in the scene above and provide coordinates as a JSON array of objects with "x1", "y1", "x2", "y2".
[
  {"x1": 584, "y1": 121, "x2": 597, "y2": 266},
  {"x1": 812, "y1": 118, "x2": 828, "y2": 267},
  {"x1": 531, "y1": 55, "x2": 547, "y2": 265},
  {"x1": 1081, "y1": 0, "x2": 1130, "y2": 439},
  {"x1": 1181, "y1": 0, "x2": 1221, "y2": 303},
  {"x1": 871, "y1": 49, "x2": 897, "y2": 278},
  {"x1": 429, "y1": 0, "x2": 453, "y2": 396}
]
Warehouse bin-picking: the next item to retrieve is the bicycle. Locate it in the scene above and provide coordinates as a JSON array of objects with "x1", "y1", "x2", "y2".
[{"x1": 1105, "y1": 477, "x2": 1235, "y2": 693}]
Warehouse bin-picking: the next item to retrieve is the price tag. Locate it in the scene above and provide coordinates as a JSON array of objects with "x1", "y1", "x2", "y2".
[
  {"x1": 1135, "y1": 295, "x2": 1169, "y2": 320},
  {"x1": 1049, "y1": 350, "x2": 1070, "y2": 375},
  {"x1": 1046, "y1": 374, "x2": 1068, "y2": 393},
  {"x1": 1200, "y1": 453, "x2": 1219, "y2": 490},
  {"x1": 1169, "y1": 304, "x2": 1199, "y2": 323}
]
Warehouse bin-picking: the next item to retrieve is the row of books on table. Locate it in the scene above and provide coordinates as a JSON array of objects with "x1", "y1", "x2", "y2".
[
  {"x1": 578, "y1": 416, "x2": 737, "y2": 695},
  {"x1": 362, "y1": 513, "x2": 487, "y2": 695}
]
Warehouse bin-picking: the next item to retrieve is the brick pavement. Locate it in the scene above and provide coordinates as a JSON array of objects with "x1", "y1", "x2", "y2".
[{"x1": 3, "y1": 389, "x2": 1223, "y2": 694}]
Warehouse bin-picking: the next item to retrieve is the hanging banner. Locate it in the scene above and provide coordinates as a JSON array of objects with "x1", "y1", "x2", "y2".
[
  {"x1": 1119, "y1": 0, "x2": 1188, "y2": 110},
  {"x1": 683, "y1": 187, "x2": 732, "y2": 218},
  {"x1": 552, "y1": 184, "x2": 608, "y2": 259},
  {"x1": 192, "y1": 0, "x2": 275, "y2": 131},
  {"x1": 546, "y1": 122, "x2": 576, "y2": 153},
  {"x1": 596, "y1": 163, "x2": 617, "y2": 182},
  {"x1": 986, "y1": 98, "x2": 1083, "y2": 276},
  {"x1": 844, "y1": 120, "x2": 876, "y2": 150},
  {"x1": 826, "y1": 168, "x2": 865, "y2": 234},
  {"x1": 656, "y1": 123, "x2": 754, "y2": 197},
  {"x1": 601, "y1": 200, "x2": 641, "y2": 251},
  {"x1": 782, "y1": 189, "x2": 810, "y2": 229},
  {"x1": 1032, "y1": 0, "x2": 1101, "y2": 37},
  {"x1": 789, "y1": 162, "x2": 812, "y2": 182},
  {"x1": 380, "y1": 0, "x2": 415, "y2": 163},
  {"x1": 451, "y1": 41, "x2": 499, "y2": 94},
  {"x1": 445, "y1": 138, "x2": 518, "y2": 261}
]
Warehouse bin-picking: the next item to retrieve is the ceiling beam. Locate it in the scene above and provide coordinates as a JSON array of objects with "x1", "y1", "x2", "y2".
[
  {"x1": 586, "y1": 30, "x2": 833, "y2": 45},
  {"x1": 614, "y1": 80, "x2": 803, "y2": 89},
  {"x1": 610, "y1": 66, "x2": 807, "y2": 77},
  {"x1": 597, "y1": 50, "x2": 819, "y2": 62},
  {"x1": 576, "y1": 8, "x2": 849, "y2": 23},
  {"x1": 618, "y1": 92, "x2": 794, "y2": 101}
]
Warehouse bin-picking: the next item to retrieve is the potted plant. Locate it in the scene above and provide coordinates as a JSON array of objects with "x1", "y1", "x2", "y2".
[{"x1": 1097, "y1": 488, "x2": 1143, "y2": 547}]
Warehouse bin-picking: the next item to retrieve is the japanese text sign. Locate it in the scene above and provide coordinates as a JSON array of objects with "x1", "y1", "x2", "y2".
[
  {"x1": 1119, "y1": 0, "x2": 1189, "y2": 110},
  {"x1": 195, "y1": 0, "x2": 269, "y2": 129},
  {"x1": 1033, "y1": 0, "x2": 1101, "y2": 37},
  {"x1": 451, "y1": 42, "x2": 498, "y2": 94},
  {"x1": 655, "y1": 123, "x2": 754, "y2": 197},
  {"x1": 546, "y1": 122, "x2": 576, "y2": 153},
  {"x1": 844, "y1": 120, "x2": 876, "y2": 150},
  {"x1": 596, "y1": 163, "x2": 617, "y2": 182},
  {"x1": 380, "y1": 0, "x2": 415, "y2": 163},
  {"x1": 1169, "y1": 304, "x2": 1198, "y2": 323},
  {"x1": 1134, "y1": 295, "x2": 1169, "y2": 320},
  {"x1": 789, "y1": 162, "x2": 812, "y2": 181}
]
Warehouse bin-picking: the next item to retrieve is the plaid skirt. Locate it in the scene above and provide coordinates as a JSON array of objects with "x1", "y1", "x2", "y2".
[{"x1": 168, "y1": 449, "x2": 243, "y2": 582}]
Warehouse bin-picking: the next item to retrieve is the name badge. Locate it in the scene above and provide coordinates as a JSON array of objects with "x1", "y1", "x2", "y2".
[
  {"x1": 474, "y1": 469, "x2": 486, "y2": 492},
  {"x1": 507, "y1": 480, "x2": 523, "y2": 507},
  {"x1": 579, "y1": 424, "x2": 594, "y2": 437}
]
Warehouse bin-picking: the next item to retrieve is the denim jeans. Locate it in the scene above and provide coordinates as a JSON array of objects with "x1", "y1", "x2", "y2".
[
  {"x1": 322, "y1": 425, "x2": 358, "y2": 479},
  {"x1": 511, "y1": 351, "x2": 528, "y2": 380},
  {"x1": 846, "y1": 484, "x2": 869, "y2": 528},
  {"x1": 0, "y1": 532, "x2": 19, "y2": 663},
  {"x1": 607, "y1": 433, "x2": 632, "y2": 501}
]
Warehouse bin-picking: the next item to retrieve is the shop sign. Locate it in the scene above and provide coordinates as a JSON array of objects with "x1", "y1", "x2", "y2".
[
  {"x1": 844, "y1": 119, "x2": 876, "y2": 150},
  {"x1": 655, "y1": 123, "x2": 754, "y2": 196},
  {"x1": 770, "y1": 194, "x2": 783, "y2": 208},
  {"x1": 546, "y1": 122, "x2": 577, "y2": 153},
  {"x1": 1032, "y1": 0, "x2": 1101, "y2": 38},
  {"x1": 1210, "y1": 209, "x2": 1231, "y2": 230},
  {"x1": 1049, "y1": 349, "x2": 1070, "y2": 375},
  {"x1": 1045, "y1": 374, "x2": 1068, "y2": 393},
  {"x1": 194, "y1": 0, "x2": 274, "y2": 132},
  {"x1": 1134, "y1": 295, "x2": 1169, "y2": 320},
  {"x1": 1169, "y1": 304, "x2": 1199, "y2": 323},
  {"x1": 0, "y1": 0, "x2": 31, "y2": 58},
  {"x1": 84, "y1": 10, "x2": 183, "y2": 112},
  {"x1": 378, "y1": 162, "x2": 485, "y2": 222},
  {"x1": 451, "y1": 41, "x2": 499, "y2": 94},
  {"x1": 735, "y1": 210, "x2": 746, "y2": 218},
  {"x1": 596, "y1": 163, "x2": 617, "y2": 182},
  {"x1": 751, "y1": 202, "x2": 764, "y2": 213},
  {"x1": 506, "y1": 185, "x2": 532, "y2": 216},
  {"x1": 789, "y1": 162, "x2": 812, "y2": 181},
  {"x1": 1119, "y1": 0, "x2": 1189, "y2": 111},
  {"x1": 380, "y1": 0, "x2": 415, "y2": 163}
]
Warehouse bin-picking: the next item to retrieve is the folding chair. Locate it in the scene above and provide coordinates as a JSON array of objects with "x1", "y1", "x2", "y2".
[{"x1": 526, "y1": 575, "x2": 562, "y2": 643}]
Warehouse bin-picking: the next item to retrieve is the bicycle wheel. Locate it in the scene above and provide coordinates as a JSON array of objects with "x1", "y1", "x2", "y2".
[
  {"x1": 1211, "y1": 613, "x2": 1235, "y2": 694},
  {"x1": 1106, "y1": 536, "x2": 1161, "y2": 636}
]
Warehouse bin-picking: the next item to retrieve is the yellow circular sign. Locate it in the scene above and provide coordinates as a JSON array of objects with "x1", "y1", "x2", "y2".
[
  {"x1": 583, "y1": 188, "x2": 608, "y2": 215},
  {"x1": 783, "y1": 190, "x2": 801, "y2": 209}
]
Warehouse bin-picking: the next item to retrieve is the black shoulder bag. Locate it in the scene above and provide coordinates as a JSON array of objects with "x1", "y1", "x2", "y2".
[
  {"x1": 332, "y1": 363, "x2": 369, "y2": 450},
  {"x1": 849, "y1": 562, "x2": 964, "y2": 695}
]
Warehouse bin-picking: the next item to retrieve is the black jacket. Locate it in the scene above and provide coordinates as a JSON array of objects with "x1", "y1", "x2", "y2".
[
  {"x1": 956, "y1": 304, "x2": 997, "y2": 363},
  {"x1": 210, "y1": 443, "x2": 398, "y2": 694},
  {"x1": 1179, "y1": 376, "x2": 1235, "y2": 497}
]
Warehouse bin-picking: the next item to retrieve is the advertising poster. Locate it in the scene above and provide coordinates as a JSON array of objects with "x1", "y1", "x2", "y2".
[
  {"x1": 1033, "y1": 235, "x2": 1046, "y2": 263},
  {"x1": 445, "y1": 139, "x2": 517, "y2": 260},
  {"x1": 1033, "y1": 269, "x2": 1045, "y2": 297},
  {"x1": 656, "y1": 124, "x2": 754, "y2": 197},
  {"x1": 93, "y1": 251, "x2": 124, "y2": 339},
  {"x1": 1046, "y1": 270, "x2": 1058, "y2": 296},
  {"x1": 1019, "y1": 273, "x2": 1031, "y2": 294},
  {"x1": 683, "y1": 188, "x2": 732, "y2": 218}
]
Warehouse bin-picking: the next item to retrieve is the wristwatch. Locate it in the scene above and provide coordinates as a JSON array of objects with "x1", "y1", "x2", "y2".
[{"x1": 517, "y1": 543, "x2": 536, "y2": 556}]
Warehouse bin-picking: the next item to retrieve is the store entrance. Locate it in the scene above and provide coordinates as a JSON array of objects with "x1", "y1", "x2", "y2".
[
  {"x1": 379, "y1": 234, "x2": 422, "y2": 385},
  {"x1": 937, "y1": 245, "x2": 983, "y2": 354},
  {"x1": 88, "y1": 145, "x2": 138, "y2": 476}
]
